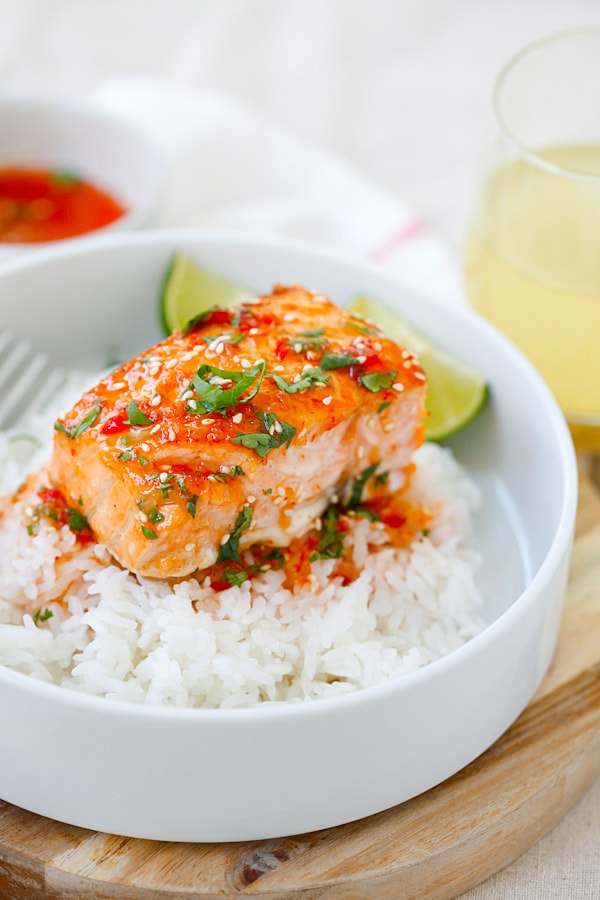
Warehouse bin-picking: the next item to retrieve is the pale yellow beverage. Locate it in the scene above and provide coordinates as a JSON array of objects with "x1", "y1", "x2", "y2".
[{"x1": 465, "y1": 143, "x2": 600, "y2": 439}]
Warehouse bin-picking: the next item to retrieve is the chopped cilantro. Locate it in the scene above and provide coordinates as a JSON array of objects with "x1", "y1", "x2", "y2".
[
  {"x1": 189, "y1": 361, "x2": 265, "y2": 413},
  {"x1": 358, "y1": 370, "x2": 397, "y2": 392},
  {"x1": 141, "y1": 525, "x2": 158, "y2": 540},
  {"x1": 232, "y1": 414, "x2": 296, "y2": 458},
  {"x1": 54, "y1": 401, "x2": 101, "y2": 439},
  {"x1": 118, "y1": 451, "x2": 133, "y2": 461},
  {"x1": 147, "y1": 506, "x2": 165, "y2": 525},
  {"x1": 125, "y1": 401, "x2": 154, "y2": 426},
  {"x1": 347, "y1": 462, "x2": 379, "y2": 510},
  {"x1": 187, "y1": 498, "x2": 197, "y2": 518},
  {"x1": 67, "y1": 509, "x2": 91, "y2": 533},
  {"x1": 269, "y1": 366, "x2": 329, "y2": 393},
  {"x1": 223, "y1": 569, "x2": 249, "y2": 587},
  {"x1": 32, "y1": 607, "x2": 53, "y2": 624},
  {"x1": 320, "y1": 353, "x2": 359, "y2": 370},
  {"x1": 377, "y1": 400, "x2": 392, "y2": 414},
  {"x1": 218, "y1": 506, "x2": 254, "y2": 563},
  {"x1": 310, "y1": 507, "x2": 345, "y2": 561}
]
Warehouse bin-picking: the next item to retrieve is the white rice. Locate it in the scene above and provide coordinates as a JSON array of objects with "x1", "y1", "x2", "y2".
[{"x1": 0, "y1": 378, "x2": 484, "y2": 708}]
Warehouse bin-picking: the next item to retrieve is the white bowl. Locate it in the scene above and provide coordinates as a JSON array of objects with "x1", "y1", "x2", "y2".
[
  {"x1": 0, "y1": 229, "x2": 577, "y2": 841},
  {"x1": 0, "y1": 96, "x2": 163, "y2": 257}
]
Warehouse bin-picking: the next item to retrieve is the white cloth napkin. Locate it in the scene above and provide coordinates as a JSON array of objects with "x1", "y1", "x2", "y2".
[{"x1": 93, "y1": 77, "x2": 466, "y2": 309}]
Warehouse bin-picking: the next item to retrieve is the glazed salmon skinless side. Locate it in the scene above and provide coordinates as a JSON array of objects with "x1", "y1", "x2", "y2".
[{"x1": 50, "y1": 285, "x2": 427, "y2": 579}]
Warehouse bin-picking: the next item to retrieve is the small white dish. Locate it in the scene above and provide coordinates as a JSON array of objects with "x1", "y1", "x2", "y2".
[
  {"x1": 0, "y1": 96, "x2": 163, "y2": 258},
  {"x1": 0, "y1": 229, "x2": 578, "y2": 841}
]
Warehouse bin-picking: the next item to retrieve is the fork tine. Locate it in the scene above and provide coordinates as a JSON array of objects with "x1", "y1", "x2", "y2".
[{"x1": 0, "y1": 331, "x2": 64, "y2": 429}]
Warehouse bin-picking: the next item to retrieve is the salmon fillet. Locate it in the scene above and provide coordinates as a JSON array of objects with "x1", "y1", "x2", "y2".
[{"x1": 50, "y1": 284, "x2": 427, "y2": 578}]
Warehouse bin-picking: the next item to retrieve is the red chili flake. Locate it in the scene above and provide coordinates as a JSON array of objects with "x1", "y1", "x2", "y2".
[{"x1": 101, "y1": 414, "x2": 129, "y2": 435}]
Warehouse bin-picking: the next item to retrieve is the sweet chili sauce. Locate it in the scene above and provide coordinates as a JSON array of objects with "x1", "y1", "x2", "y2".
[{"x1": 0, "y1": 166, "x2": 126, "y2": 242}]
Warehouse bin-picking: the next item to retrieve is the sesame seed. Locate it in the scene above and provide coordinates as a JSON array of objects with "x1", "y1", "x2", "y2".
[
  {"x1": 373, "y1": 341, "x2": 382, "y2": 352},
  {"x1": 247, "y1": 495, "x2": 256, "y2": 503},
  {"x1": 168, "y1": 427, "x2": 176, "y2": 441},
  {"x1": 283, "y1": 312, "x2": 295, "y2": 322},
  {"x1": 277, "y1": 487, "x2": 286, "y2": 497},
  {"x1": 219, "y1": 466, "x2": 229, "y2": 473},
  {"x1": 293, "y1": 343, "x2": 302, "y2": 353},
  {"x1": 213, "y1": 342, "x2": 224, "y2": 355},
  {"x1": 249, "y1": 327, "x2": 259, "y2": 335},
  {"x1": 322, "y1": 396, "x2": 333, "y2": 405},
  {"x1": 383, "y1": 422, "x2": 395, "y2": 432},
  {"x1": 150, "y1": 424, "x2": 160, "y2": 435},
  {"x1": 272, "y1": 364, "x2": 285, "y2": 372},
  {"x1": 297, "y1": 428, "x2": 307, "y2": 440},
  {"x1": 188, "y1": 399, "x2": 198, "y2": 410},
  {"x1": 273, "y1": 420, "x2": 283, "y2": 434},
  {"x1": 139, "y1": 511, "x2": 148, "y2": 523},
  {"x1": 148, "y1": 364, "x2": 161, "y2": 376},
  {"x1": 150, "y1": 393, "x2": 161, "y2": 406},
  {"x1": 392, "y1": 383, "x2": 405, "y2": 392},
  {"x1": 232, "y1": 413, "x2": 243, "y2": 424},
  {"x1": 402, "y1": 360, "x2": 413, "y2": 368},
  {"x1": 165, "y1": 358, "x2": 178, "y2": 369},
  {"x1": 306, "y1": 351, "x2": 315, "y2": 360},
  {"x1": 240, "y1": 358, "x2": 252, "y2": 369},
  {"x1": 414, "y1": 371, "x2": 427, "y2": 381},
  {"x1": 220, "y1": 533, "x2": 231, "y2": 545},
  {"x1": 356, "y1": 356, "x2": 367, "y2": 364},
  {"x1": 181, "y1": 390, "x2": 193, "y2": 401},
  {"x1": 140, "y1": 442, "x2": 150, "y2": 452},
  {"x1": 25, "y1": 506, "x2": 33, "y2": 517},
  {"x1": 232, "y1": 355, "x2": 240, "y2": 363},
  {"x1": 159, "y1": 472, "x2": 169, "y2": 483},
  {"x1": 110, "y1": 381, "x2": 126, "y2": 390},
  {"x1": 201, "y1": 418, "x2": 214, "y2": 425}
]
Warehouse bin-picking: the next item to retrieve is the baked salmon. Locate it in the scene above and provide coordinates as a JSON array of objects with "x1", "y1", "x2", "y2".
[{"x1": 50, "y1": 284, "x2": 427, "y2": 578}]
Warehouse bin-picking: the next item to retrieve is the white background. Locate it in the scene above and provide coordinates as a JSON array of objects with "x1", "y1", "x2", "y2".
[{"x1": 1, "y1": 1, "x2": 599, "y2": 896}]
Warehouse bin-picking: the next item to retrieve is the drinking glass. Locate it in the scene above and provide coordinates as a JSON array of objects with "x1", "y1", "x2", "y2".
[{"x1": 464, "y1": 28, "x2": 600, "y2": 450}]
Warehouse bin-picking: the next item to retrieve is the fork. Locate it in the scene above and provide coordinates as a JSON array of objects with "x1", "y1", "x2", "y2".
[{"x1": 0, "y1": 330, "x2": 65, "y2": 429}]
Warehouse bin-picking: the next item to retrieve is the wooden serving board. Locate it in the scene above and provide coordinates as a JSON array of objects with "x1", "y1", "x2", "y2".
[{"x1": 1, "y1": 468, "x2": 599, "y2": 900}]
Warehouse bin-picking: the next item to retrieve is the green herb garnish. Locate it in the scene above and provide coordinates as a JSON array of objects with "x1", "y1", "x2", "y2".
[
  {"x1": 32, "y1": 607, "x2": 53, "y2": 624},
  {"x1": 347, "y1": 462, "x2": 379, "y2": 510},
  {"x1": 232, "y1": 414, "x2": 296, "y2": 458},
  {"x1": 320, "y1": 353, "x2": 359, "y2": 370},
  {"x1": 141, "y1": 525, "x2": 158, "y2": 540},
  {"x1": 54, "y1": 401, "x2": 101, "y2": 439},
  {"x1": 358, "y1": 370, "x2": 397, "y2": 392},
  {"x1": 188, "y1": 362, "x2": 265, "y2": 413},
  {"x1": 310, "y1": 506, "x2": 345, "y2": 561},
  {"x1": 125, "y1": 401, "x2": 154, "y2": 426},
  {"x1": 269, "y1": 366, "x2": 330, "y2": 393},
  {"x1": 217, "y1": 506, "x2": 254, "y2": 563},
  {"x1": 222, "y1": 569, "x2": 249, "y2": 587},
  {"x1": 67, "y1": 510, "x2": 91, "y2": 533}
]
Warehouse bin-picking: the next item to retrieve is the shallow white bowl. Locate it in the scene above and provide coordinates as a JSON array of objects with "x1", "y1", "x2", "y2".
[
  {"x1": 0, "y1": 229, "x2": 577, "y2": 841},
  {"x1": 0, "y1": 96, "x2": 163, "y2": 257}
]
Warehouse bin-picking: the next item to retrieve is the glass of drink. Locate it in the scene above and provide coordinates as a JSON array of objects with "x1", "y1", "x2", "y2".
[{"x1": 464, "y1": 28, "x2": 600, "y2": 450}]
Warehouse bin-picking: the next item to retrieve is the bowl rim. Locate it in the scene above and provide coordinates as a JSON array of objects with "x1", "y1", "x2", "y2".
[{"x1": 0, "y1": 227, "x2": 579, "y2": 722}]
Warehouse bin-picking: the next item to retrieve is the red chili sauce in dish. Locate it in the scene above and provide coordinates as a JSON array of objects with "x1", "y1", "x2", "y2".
[{"x1": 0, "y1": 167, "x2": 126, "y2": 243}]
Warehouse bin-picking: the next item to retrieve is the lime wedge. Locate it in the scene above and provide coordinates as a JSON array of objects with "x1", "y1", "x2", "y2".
[
  {"x1": 160, "y1": 253, "x2": 251, "y2": 333},
  {"x1": 348, "y1": 294, "x2": 488, "y2": 440}
]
